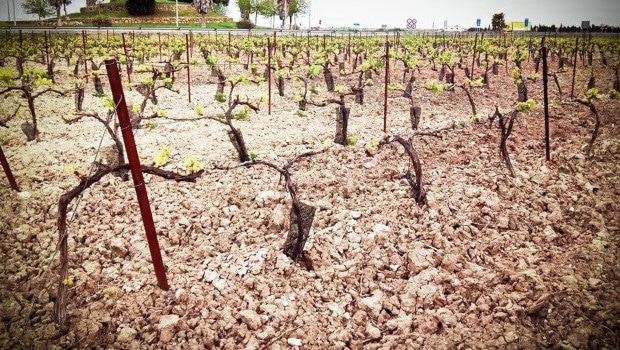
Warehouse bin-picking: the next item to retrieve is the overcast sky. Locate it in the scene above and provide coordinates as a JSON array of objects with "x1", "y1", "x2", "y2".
[{"x1": 1, "y1": 0, "x2": 619, "y2": 29}]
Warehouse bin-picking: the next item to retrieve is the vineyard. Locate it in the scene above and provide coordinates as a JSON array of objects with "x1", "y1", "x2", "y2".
[{"x1": 0, "y1": 29, "x2": 619, "y2": 348}]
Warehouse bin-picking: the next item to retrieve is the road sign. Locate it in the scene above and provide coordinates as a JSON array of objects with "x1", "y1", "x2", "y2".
[
  {"x1": 353, "y1": 23, "x2": 360, "y2": 27},
  {"x1": 524, "y1": 18, "x2": 529, "y2": 27},
  {"x1": 406, "y1": 18, "x2": 417, "y2": 30},
  {"x1": 476, "y1": 18, "x2": 481, "y2": 27}
]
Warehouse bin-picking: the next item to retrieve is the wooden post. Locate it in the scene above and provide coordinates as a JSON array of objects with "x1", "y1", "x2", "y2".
[
  {"x1": 470, "y1": 33, "x2": 478, "y2": 79},
  {"x1": 186, "y1": 34, "x2": 191, "y2": 103},
  {"x1": 383, "y1": 37, "x2": 389, "y2": 133},
  {"x1": 82, "y1": 31, "x2": 88, "y2": 79},
  {"x1": 570, "y1": 37, "x2": 579, "y2": 99},
  {"x1": 43, "y1": 31, "x2": 50, "y2": 65},
  {"x1": 104, "y1": 58, "x2": 169, "y2": 291},
  {"x1": 158, "y1": 33, "x2": 162, "y2": 61},
  {"x1": 121, "y1": 33, "x2": 131, "y2": 84},
  {"x1": 0, "y1": 144, "x2": 19, "y2": 192},
  {"x1": 542, "y1": 46, "x2": 550, "y2": 161}
]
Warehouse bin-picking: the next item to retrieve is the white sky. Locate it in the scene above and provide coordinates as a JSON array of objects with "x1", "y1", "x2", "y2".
[{"x1": 1, "y1": 0, "x2": 619, "y2": 29}]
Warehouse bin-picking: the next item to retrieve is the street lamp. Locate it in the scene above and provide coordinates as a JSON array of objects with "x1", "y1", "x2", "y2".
[
  {"x1": 175, "y1": 0, "x2": 179, "y2": 28},
  {"x1": 12, "y1": 0, "x2": 17, "y2": 26}
]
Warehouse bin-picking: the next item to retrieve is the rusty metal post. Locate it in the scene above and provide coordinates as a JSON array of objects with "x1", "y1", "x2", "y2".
[
  {"x1": 383, "y1": 37, "x2": 389, "y2": 133},
  {"x1": 104, "y1": 59, "x2": 169, "y2": 291},
  {"x1": 186, "y1": 34, "x2": 191, "y2": 103},
  {"x1": 0, "y1": 144, "x2": 19, "y2": 192}
]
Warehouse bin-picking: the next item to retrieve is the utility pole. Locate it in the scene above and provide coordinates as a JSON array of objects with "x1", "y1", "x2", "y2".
[{"x1": 13, "y1": 0, "x2": 16, "y2": 26}]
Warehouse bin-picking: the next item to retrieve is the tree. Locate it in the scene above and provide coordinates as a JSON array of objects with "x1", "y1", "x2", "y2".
[
  {"x1": 195, "y1": 0, "x2": 213, "y2": 28},
  {"x1": 492, "y1": 13, "x2": 506, "y2": 32},
  {"x1": 125, "y1": 0, "x2": 156, "y2": 16},
  {"x1": 257, "y1": 0, "x2": 277, "y2": 27},
  {"x1": 276, "y1": 0, "x2": 286, "y2": 27},
  {"x1": 276, "y1": 0, "x2": 306, "y2": 27},
  {"x1": 22, "y1": 0, "x2": 54, "y2": 24},
  {"x1": 236, "y1": 0, "x2": 252, "y2": 21},
  {"x1": 62, "y1": 0, "x2": 71, "y2": 17},
  {"x1": 48, "y1": 0, "x2": 71, "y2": 26},
  {"x1": 286, "y1": 0, "x2": 307, "y2": 27}
]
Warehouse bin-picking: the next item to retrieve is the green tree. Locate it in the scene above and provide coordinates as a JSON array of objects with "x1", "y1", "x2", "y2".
[
  {"x1": 257, "y1": 0, "x2": 277, "y2": 26},
  {"x1": 236, "y1": 0, "x2": 253, "y2": 21},
  {"x1": 492, "y1": 13, "x2": 506, "y2": 32},
  {"x1": 195, "y1": 0, "x2": 213, "y2": 28},
  {"x1": 22, "y1": 0, "x2": 54, "y2": 24},
  {"x1": 287, "y1": 0, "x2": 307, "y2": 26},
  {"x1": 125, "y1": 0, "x2": 156, "y2": 16}
]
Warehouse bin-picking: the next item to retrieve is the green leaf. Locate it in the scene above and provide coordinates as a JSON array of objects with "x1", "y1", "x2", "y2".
[
  {"x1": 184, "y1": 156, "x2": 205, "y2": 174},
  {"x1": 153, "y1": 147, "x2": 170, "y2": 167}
]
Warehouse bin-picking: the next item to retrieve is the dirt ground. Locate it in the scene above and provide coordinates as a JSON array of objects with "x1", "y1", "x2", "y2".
[{"x1": 0, "y1": 46, "x2": 619, "y2": 349}]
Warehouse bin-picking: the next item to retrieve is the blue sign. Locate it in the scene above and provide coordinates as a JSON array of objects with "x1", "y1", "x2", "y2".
[
  {"x1": 476, "y1": 18, "x2": 481, "y2": 27},
  {"x1": 524, "y1": 18, "x2": 529, "y2": 27},
  {"x1": 353, "y1": 23, "x2": 360, "y2": 27}
]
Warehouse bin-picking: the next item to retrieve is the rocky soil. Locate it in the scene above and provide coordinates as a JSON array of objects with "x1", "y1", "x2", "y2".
[{"x1": 0, "y1": 45, "x2": 619, "y2": 349}]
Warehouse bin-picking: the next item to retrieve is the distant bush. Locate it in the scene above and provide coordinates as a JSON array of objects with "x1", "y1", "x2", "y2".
[
  {"x1": 125, "y1": 0, "x2": 155, "y2": 16},
  {"x1": 236, "y1": 19, "x2": 255, "y2": 29},
  {"x1": 92, "y1": 15, "x2": 113, "y2": 27}
]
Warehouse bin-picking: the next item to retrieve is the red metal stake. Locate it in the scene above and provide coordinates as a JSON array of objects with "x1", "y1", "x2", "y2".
[
  {"x1": 0, "y1": 144, "x2": 19, "y2": 192},
  {"x1": 104, "y1": 59, "x2": 169, "y2": 290}
]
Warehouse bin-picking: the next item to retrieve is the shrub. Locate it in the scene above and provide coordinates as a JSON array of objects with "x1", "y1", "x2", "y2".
[
  {"x1": 125, "y1": 0, "x2": 155, "y2": 16},
  {"x1": 236, "y1": 19, "x2": 255, "y2": 29},
  {"x1": 91, "y1": 15, "x2": 113, "y2": 27}
]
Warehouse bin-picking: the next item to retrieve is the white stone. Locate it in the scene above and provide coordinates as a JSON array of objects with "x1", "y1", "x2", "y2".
[
  {"x1": 350, "y1": 211, "x2": 362, "y2": 219},
  {"x1": 158, "y1": 314, "x2": 180, "y2": 330},
  {"x1": 238, "y1": 310, "x2": 262, "y2": 330},
  {"x1": 287, "y1": 338, "x2": 302, "y2": 347},
  {"x1": 373, "y1": 224, "x2": 390, "y2": 234},
  {"x1": 359, "y1": 290, "x2": 384, "y2": 317},
  {"x1": 365, "y1": 323, "x2": 382, "y2": 340},
  {"x1": 203, "y1": 270, "x2": 219, "y2": 282},
  {"x1": 213, "y1": 279, "x2": 227, "y2": 291},
  {"x1": 17, "y1": 191, "x2": 32, "y2": 199},
  {"x1": 117, "y1": 326, "x2": 137, "y2": 343}
]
